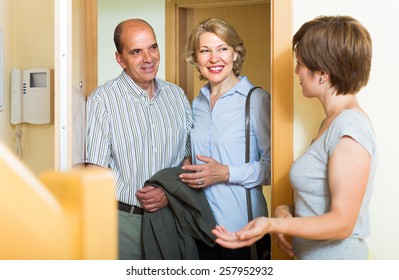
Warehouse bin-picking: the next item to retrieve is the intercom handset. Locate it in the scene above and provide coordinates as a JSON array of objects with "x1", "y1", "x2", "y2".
[{"x1": 11, "y1": 68, "x2": 51, "y2": 124}]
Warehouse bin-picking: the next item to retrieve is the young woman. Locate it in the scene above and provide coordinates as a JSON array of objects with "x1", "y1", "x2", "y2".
[{"x1": 212, "y1": 15, "x2": 377, "y2": 260}]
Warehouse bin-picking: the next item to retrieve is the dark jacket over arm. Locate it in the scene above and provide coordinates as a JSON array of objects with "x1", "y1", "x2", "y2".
[{"x1": 142, "y1": 167, "x2": 216, "y2": 260}]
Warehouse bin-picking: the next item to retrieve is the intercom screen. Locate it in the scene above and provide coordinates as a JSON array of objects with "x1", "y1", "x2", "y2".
[{"x1": 30, "y1": 72, "x2": 46, "y2": 88}]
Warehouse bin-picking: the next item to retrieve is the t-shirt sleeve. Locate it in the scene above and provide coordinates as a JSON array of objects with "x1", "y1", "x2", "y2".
[{"x1": 324, "y1": 110, "x2": 376, "y2": 158}]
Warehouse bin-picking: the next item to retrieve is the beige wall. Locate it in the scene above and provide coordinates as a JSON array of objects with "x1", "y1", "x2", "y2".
[
  {"x1": 0, "y1": 0, "x2": 55, "y2": 174},
  {"x1": 0, "y1": 0, "x2": 14, "y2": 148}
]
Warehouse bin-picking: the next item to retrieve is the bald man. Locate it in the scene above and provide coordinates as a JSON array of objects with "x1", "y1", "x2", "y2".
[{"x1": 85, "y1": 19, "x2": 193, "y2": 259}]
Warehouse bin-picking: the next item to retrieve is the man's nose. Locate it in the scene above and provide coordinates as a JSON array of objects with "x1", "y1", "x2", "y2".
[{"x1": 142, "y1": 50, "x2": 152, "y2": 61}]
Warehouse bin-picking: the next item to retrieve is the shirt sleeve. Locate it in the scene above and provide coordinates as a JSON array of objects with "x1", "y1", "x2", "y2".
[
  {"x1": 325, "y1": 110, "x2": 376, "y2": 158},
  {"x1": 183, "y1": 93, "x2": 194, "y2": 159},
  {"x1": 85, "y1": 93, "x2": 111, "y2": 167}
]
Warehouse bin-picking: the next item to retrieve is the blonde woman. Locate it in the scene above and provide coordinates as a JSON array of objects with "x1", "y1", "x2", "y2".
[{"x1": 179, "y1": 18, "x2": 272, "y2": 260}]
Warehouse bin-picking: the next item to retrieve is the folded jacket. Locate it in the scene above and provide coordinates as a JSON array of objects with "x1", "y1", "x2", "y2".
[{"x1": 142, "y1": 167, "x2": 216, "y2": 260}]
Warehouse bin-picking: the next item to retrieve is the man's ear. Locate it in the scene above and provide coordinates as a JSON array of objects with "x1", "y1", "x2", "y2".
[{"x1": 115, "y1": 51, "x2": 126, "y2": 69}]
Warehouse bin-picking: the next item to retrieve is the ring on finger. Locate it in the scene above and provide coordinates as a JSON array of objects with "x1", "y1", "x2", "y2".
[{"x1": 197, "y1": 180, "x2": 204, "y2": 186}]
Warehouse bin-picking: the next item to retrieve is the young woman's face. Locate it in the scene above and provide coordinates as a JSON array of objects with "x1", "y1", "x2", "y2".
[
  {"x1": 295, "y1": 55, "x2": 320, "y2": 98},
  {"x1": 196, "y1": 32, "x2": 238, "y2": 84}
]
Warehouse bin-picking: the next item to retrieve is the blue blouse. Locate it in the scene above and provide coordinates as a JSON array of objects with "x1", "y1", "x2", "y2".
[{"x1": 191, "y1": 76, "x2": 271, "y2": 231}]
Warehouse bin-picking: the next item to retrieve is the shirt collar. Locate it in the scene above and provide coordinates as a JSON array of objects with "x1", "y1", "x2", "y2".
[
  {"x1": 199, "y1": 76, "x2": 253, "y2": 98},
  {"x1": 120, "y1": 71, "x2": 162, "y2": 98}
]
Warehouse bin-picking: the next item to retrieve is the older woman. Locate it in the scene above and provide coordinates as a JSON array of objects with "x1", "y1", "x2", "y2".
[{"x1": 179, "y1": 18, "x2": 271, "y2": 260}]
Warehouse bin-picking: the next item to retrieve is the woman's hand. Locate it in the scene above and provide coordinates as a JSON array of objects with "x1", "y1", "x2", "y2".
[
  {"x1": 212, "y1": 206, "x2": 295, "y2": 257},
  {"x1": 179, "y1": 154, "x2": 229, "y2": 188},
  {"x1": 212, "y1": 217, "x2": 270, "y2": 249},
  {"x1": 273, "y1": 232, "x2": 294, "y2": 257},
  {"x1": 271, "y1": 204, "x2": 294, "y2": 256}
]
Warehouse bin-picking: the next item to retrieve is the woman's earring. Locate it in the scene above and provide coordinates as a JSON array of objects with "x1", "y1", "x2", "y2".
[{"x1": 319, "y1": 77, "x2": 324, "y2": 84}]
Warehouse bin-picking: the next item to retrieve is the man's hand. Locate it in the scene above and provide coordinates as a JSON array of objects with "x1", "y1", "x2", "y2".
[{"x1": 135, "y1": 185, "x2": 168, "y2": 212}]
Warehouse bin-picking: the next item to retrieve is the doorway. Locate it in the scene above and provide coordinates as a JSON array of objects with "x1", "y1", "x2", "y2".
[
  {"x1": 165, "y1": 0, "x2": 294, "y2": 259},
  {"x1": 73, "y1": 0, "x2": 293, "y2": 259}
]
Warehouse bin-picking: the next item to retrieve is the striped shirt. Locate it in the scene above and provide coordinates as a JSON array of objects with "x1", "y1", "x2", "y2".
[{"x1": 86, "y1": 71, "x2": 193, "y2": 206}]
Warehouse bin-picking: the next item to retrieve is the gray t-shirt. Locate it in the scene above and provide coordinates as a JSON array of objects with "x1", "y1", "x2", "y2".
[{"x1": 290, "y1": 109, "x2": 378, "y2": 260}]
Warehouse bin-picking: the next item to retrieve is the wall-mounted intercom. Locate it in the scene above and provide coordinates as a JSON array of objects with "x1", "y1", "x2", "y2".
[{"x1": 11, "y1": 68, "x2": 51, "y2": 124}]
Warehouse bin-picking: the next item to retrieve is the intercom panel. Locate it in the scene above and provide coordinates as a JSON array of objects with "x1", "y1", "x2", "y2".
[{"x1": 11, "y1": 68, "x2": 51, "y2": 125}]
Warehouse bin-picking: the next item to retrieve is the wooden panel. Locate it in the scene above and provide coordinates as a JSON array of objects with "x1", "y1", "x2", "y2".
[
  {"x1": 71, "y1": 0, "x2": 88, "y2": 166},
  {"x1": 86, "y1": 0, "x2": 98, "y2": 97},
  {"x1": 270, "y1": 0, "x2": 293, "y2": 260},
  {"x1": 165, "y1": 0, "x2": 178, "y2": 84},
  {"x1": 0, "y1": 141, "x2": 116, "y2": 259},
  {"x1": 174, "y1": 0, "x2": 269, "y2": 8}
]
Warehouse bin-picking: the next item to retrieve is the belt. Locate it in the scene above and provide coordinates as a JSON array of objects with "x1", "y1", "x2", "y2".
[{"x1": 118, "y1": 201, "x2": 144, "y2": 215}]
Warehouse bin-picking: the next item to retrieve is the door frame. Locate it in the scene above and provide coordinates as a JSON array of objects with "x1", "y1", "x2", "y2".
[
  {"x1": 165, "y1": 0, "x2": 294, "y2": 259},
  {"x1": 76, "y1": 0, "x2": 293, "y2": 259}
]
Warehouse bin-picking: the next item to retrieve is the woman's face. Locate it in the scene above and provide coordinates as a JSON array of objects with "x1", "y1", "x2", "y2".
[
  {"x1": 196, "y1": 32, "x2": 238, "y2": 84},
  {"x1": 295, "y1": 55, "x2": 320, "y2": 98}
]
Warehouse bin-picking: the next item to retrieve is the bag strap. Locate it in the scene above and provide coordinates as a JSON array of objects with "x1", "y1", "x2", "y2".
[
  {"x1": 245, "y1": 86, "x2": 260, "y2": 260},
  {"x1": 245, "y1": 87, "x2": 260, "y2": 163}
]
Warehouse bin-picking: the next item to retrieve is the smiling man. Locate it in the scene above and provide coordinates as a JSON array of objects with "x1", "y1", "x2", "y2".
[{"x1": 85, "y1": 19, "x2": 193, "y2": 260}]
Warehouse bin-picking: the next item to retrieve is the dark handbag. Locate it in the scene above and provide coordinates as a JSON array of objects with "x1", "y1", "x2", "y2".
[{"x1": 245, "y1": 86, "x2": 271, "y2": 260}]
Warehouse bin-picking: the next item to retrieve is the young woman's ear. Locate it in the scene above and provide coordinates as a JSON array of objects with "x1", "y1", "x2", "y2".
[{"x1": 319, "y1": 71, "x2": 329, "y2": 84}]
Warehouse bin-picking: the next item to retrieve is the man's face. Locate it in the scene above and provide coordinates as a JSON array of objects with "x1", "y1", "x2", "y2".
[{"x1": 116, "y1": 24, "x2": 160, "y2": 89}]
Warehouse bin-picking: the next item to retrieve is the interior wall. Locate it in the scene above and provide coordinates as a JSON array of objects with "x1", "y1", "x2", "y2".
[
  {"x1": 0, "y1": 0, "x2": 54, "y2": 175},
  {"x1": 293, "y1": 0, "x2": 399, "y2": 259},
  {"x1": 0, "y1": 0, "x2": 13, "y2": 148},
  {"x1": 12, "y1": 0, "x2": 54, "y2": 175}
]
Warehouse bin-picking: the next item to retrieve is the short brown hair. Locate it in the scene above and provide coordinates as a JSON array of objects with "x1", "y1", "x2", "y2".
[
  {"x1": 184, "y1": 18, "x2": 246, "y2": 81},
  {"x1": 293, "y1": 16, "x2": 372, "y2": 95}
]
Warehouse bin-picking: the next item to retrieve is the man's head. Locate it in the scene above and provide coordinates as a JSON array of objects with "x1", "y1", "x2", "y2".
[{"x1": 114, "y1": 19, "x2": 160, "y2": 89}]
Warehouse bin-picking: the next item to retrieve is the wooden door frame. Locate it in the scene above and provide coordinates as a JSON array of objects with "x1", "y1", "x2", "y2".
[
  {"x1": 166, "y1": 0, "x2": 293, "y2": 259},
  {"x1": 85, "y1": 0, "x2": 98, "y2": 97},
  {"x1": 83, "y1": 0, "x2": 293, "y2": 259}
]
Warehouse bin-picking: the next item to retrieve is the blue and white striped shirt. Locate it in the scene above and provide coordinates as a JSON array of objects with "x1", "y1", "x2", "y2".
[{"x1": 86, "y1": 71, "x2": 193, "y2": 206}]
